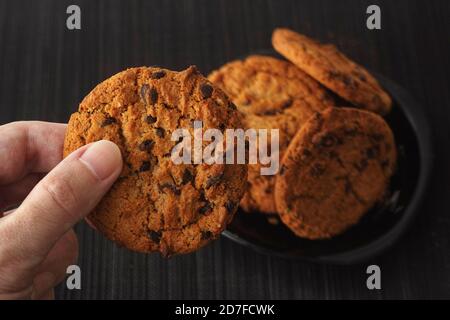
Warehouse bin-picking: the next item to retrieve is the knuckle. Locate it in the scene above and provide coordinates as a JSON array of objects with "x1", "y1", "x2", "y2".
[{"x1": 40, "y1": 175, "x2": 79, "y2": 220}]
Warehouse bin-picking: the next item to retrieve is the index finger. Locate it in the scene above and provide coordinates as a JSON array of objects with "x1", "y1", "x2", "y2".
[{"x1": 0, "y1": 121, "x2": 67, "y2": 185}]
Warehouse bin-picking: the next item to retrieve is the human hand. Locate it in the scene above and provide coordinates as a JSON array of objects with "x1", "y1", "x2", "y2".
[{"x1": 0, "y1": 121, "x2": 122, "y2": 299}]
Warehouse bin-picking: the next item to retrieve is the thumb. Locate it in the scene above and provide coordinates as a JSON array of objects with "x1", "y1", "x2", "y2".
[{"x1": 2, "y1": 140, "x2": 122, "y2": 261}]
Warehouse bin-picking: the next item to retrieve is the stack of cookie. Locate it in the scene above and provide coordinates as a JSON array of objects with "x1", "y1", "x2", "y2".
[{"x1": 209, "y1": 28, "x2": 397, "y2": 240}]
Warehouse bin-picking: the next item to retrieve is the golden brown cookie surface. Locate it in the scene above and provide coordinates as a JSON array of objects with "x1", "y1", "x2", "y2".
[
  {"x1": 208, "y1": 55, "x2": 333, "y2": 214},
  {"x1": 274, "y1": 107, "x2": 397, "y2": 239},
  {"x1": 64, "y1": 66, "x2": 247, "y2": 256},
  {"x1": 272, "y1": 28, "x2": 392, "y2": 115}
]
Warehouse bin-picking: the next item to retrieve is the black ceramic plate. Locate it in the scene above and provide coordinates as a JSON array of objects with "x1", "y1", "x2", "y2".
[{"x1": 215, "y1": 51, "x2": 434, "y2": 264}]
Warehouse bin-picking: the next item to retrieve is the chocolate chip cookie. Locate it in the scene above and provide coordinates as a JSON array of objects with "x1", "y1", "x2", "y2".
[
  {"x1": 208, "y1": 55, "x2": 334, "y2": 214},
  {"x1": 272, "y1": 28, "x2": 392, "y2": 115},
  {"x1": 274, "y1": 107, "x2": 397, "y2": 239},
  {"x1": 64, "y1": 66, "x2": 247, "y2": 256}
]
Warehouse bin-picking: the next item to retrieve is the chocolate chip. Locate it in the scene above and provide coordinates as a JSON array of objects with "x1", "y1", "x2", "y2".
[
  {"x1": 140, "y1": 84, "x2": 150, "y2": 105},
  {"x1": 260, "y1": 98, "x2": 294, "y2": 115},
  {"x1": 198, "y1": 192, "x2": 213, "y2": 214},
  {"x1": 279, "y1": 165, "x2": 286, "y2": 175},
  {"x1": 225, "y1": 201, "x2": 236, "y2": 214},
  {"x1": 328, "y1": 151, "x2": 344, "y2": 167},
  {"x1": 160, "y1": 183, "x2": 181, "y2": 195},
  {"x1": 354, "y1": 69, "x2": 367, "y2": 82},
  {"x1": 155, "y1": 127, "x2": 165, "y2": 138},
  {"x1": 200, "y1": 231, "x2": 213, "y2": 240},
  {"x1": 328, "y1": 71, "x2": 354, "y2": 88},
  {"x1": 344, "y1": 127, "x2": 359, "y2": 137},
  {"x1": 281, "y1": 98, "x2": 293, "y2": 109},
  {"x1": 260, "y1": 109, "x2": 280, "y2": 116},
  {"x1": 354, "y1": 158, "x2": 368, "y2": 172},
  {"x1": 310, "y1": 163, "x2": 325, "y2": 177},
  {"x1": 205, "y1": 173, "x2": 223, "y2": 189},
  {"x1": 150, "y1": 88, "x2": 158, "y2": 104},
  {"x1": 366, "y1": 145, "x2": 380, "y2": 159},
  {"x1": 151, "y1": 70, "x2": 166, "y2": 79},
  {"x1": 344, "y1": 179, "x2": 352, "y2": 194},
  {"x1": 318, "y1": 133, "x2": 337, "y2": 148},
  {"x1": 199, "y1": 202, "x2": 213, "y2": 215},
  {"x1": 146, "y1": 115, "x2": 157, "y2": 124},
  {"x1": 343, "y1": 177, "x2": 366, "y2": 204},
  {"x1": 200, "y1": 83, "x2": 213, "y2": 99},
  {"x1": 370, "y1": 133, "x2": 384, "y2": 142},
  {"x1": 140, "y1": 85, "x2": 157, "y2": 105},
  {"x1": 147, "y1": 230, "x2": 162, "y2": 243},
  {"x1": 328, "y1": 71, "x2": 340, "y2": 80},
  {"x1": 139, "y1": 140, "x2": 154, "y2": 152},
  {"x1": 312, "y1": 112, "x2": 324, "y2": 125},
  {"x1": 341, "y1": 74, "x2": 353, "y2": 87},
  {"x1": 228, "y1": 102, "x2": 237, "y2": 110},
  {"x1": 139, "y1": 161, "x2": 151, "y2": 172},
  {"x1": 182, "y1": 169, "x2": 194, "y2": 185},
  {"x1": 301, "y1": 149, "x2": 312, "y2": 161},
  {"x1": 101, "y1": 117, "x2": 117, "y2": 127}
]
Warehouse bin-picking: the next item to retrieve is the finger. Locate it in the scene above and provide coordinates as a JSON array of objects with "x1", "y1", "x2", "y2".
[
  {"x1": 0, "y1": 121, "x2": 66, "y2": 185},
  {"x1": 30, "y1": 273, "x2": 56, "y2": 300},
  {"x1": 0, "y1": 140, "x2": 122, "y2": 263},
  {"x1": 0, "y1": 229, "x2": 78, "y2": 299},
  {"x1": 32, "y1": 230, "x2": 78, "y2": 299},
  {"x1": 0, "y1": 173, "x2": 44, "y2": 210},
  {"x1": 36, "y1": 230, "x2": 78, "y2": 282}
]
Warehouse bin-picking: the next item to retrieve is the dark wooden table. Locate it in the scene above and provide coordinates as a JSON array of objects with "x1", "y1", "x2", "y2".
[{"x1": 0, "y1": 0, "x2": 449, "y2": 299}]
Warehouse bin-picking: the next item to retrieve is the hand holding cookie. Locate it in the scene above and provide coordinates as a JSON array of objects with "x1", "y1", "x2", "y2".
[
  {"x1": 0, "y1": 28, "x2": 399, "y2": 286},
  {"x1": 0, "y1": 122, "x2": 122, "y2": 299}
]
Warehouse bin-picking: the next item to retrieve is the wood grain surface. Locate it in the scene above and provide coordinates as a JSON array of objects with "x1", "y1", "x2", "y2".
[{"x1": 0, "y1": 0, "x2": 449, "y2": 299}]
